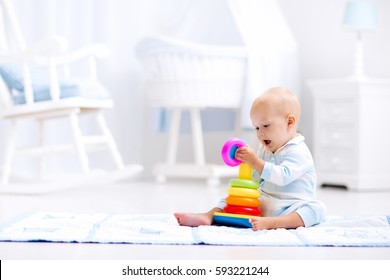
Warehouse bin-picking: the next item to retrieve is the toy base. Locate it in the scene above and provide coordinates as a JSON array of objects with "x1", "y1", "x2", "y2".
[{"x1": 213, "y1": 212, "x2": 257, "y2": 228}]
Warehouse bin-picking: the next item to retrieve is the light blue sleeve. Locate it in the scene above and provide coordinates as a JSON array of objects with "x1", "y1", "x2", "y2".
[{"x1": 260, "y1": 151, "x2": 312, "y2": 187}]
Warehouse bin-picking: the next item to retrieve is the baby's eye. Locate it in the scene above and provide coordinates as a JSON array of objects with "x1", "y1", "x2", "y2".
[
  {"x1": 263, "y1": 124, "x2": 269, "y2": 128},
  {"x1": 254, "y1": 126, "x2": 259, "y2": 131}
]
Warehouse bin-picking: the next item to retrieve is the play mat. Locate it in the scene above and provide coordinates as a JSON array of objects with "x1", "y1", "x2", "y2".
[{"x1": 0, "y1": 212, "x2": 389, "y2": 247}]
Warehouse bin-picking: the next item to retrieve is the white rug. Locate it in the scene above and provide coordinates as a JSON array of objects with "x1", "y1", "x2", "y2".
[{"x1": 0, "y1": 212, "x2": 389, "y2": 247}]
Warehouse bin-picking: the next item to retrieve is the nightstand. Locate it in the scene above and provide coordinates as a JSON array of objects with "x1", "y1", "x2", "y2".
[{"x1": 307, "y1": 78, "x2": 390, "y2": 191}]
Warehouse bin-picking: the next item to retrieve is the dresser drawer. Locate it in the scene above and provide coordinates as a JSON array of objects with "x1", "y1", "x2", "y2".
[
  {"x1": 316, "y1": 149, "x2": 356, "y2": 173},
  {"x1": 308, "y1": 78, "x2": 390, "y2": 190},
  {"x1": 318, "y1": 99, "x2": 355, "y2": 124},
  {"x1": 318, "y1": 127, "x2": 355, "y2": 148}
]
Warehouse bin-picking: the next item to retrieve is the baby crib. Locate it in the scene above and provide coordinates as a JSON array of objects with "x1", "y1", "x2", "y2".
[{"x1": 136, "y1": 36, "x2": 247, "y2": 184}]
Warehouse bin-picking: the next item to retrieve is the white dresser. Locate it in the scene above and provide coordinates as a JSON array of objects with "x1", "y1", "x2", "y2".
[{"x1": 307, "y1": 78, "x2": 390, "y2": 191}]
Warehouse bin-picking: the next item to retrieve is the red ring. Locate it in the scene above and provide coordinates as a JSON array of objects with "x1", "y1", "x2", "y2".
[{"x1": 223, "y1": 205, "x2": 262, "y2": 216}]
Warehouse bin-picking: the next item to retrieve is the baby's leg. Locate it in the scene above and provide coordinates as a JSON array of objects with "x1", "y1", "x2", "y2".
[
  {"x1": 250, "y1": 212, "x2": 304, "y2": 230},
  {"x1": 174, "y1": 208, "x2": 221, "y2": 227}
]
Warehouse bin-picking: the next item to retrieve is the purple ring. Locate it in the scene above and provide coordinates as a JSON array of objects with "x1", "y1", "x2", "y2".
[{"x1": 221, "y1": 138, "x2": 245, "y2": 166}]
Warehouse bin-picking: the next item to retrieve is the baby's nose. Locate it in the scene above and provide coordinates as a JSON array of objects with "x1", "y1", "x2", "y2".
[{"x1": 256, "y1": 129, "x2": 265, "y2": 137}]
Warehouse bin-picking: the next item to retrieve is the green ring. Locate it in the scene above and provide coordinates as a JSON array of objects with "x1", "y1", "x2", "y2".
[{"x1": 229, "y1": 178, "x2": 259, "y2": 189}]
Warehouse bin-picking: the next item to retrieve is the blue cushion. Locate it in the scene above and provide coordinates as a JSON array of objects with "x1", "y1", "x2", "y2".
[{"x1": 0, "y1": 63, "x2": 110, "y2": 104}]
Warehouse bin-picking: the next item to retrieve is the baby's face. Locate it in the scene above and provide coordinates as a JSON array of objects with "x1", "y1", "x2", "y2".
[{"x1": 250, "y1": 105, "x2": 292, "y2": 153}]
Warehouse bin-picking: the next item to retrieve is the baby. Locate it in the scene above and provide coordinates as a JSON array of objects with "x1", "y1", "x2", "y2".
[{"x1": 175, "y1": 87, "x2": 326, "y2": 230}]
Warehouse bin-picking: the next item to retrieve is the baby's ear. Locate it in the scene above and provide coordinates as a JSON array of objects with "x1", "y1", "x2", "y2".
[{"x1": 287, "y1": 114, "x2": 296, "y2": 128}]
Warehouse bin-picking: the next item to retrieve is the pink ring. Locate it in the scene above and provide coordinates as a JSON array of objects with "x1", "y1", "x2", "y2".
[{"x1": 221, "y1": 138, "x2": 245, "y2": 166}]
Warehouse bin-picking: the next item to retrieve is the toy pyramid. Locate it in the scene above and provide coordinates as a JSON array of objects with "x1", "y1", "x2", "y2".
[{"x1": 213, "y1": 138, "x2": 261, "y2": 227}]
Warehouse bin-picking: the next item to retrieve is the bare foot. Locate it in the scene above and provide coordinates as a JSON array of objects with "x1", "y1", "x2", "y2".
[
  {"x1": 250, "y1": 212, "x2": 304, "y2": 230},
  {"x1": 249, "y1": 217, "x2": 277, "y2": 230},
  {"x1": 174, "y1": 212, "x2": 213, "y2": 227}
]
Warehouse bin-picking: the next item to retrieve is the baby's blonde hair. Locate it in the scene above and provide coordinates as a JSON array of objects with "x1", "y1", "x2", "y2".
[{"x1": 251, "y1": 87, "x2": 301, "y2": 124}]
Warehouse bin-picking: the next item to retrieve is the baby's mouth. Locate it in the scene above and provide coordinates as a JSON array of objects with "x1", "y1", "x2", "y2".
[{"x1": 264, "y1": 140, "x2": 271, "y2": 146}]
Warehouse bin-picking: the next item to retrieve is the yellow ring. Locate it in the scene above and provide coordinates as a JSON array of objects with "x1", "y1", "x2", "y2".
[
  {"x1": 229, "y1": 179, "x2": 259, "y2": 189},
  {"x1": 227, "y1": 187, "x2": 260, "y2": 198},
  {"x1": 226, "y1": 196, "x2": 260, "y2": 207}
]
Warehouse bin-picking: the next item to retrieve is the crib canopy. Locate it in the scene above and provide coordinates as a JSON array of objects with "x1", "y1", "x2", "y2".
[{"x1": 154, "y1": 0, "x2": 300, "y2": 127}]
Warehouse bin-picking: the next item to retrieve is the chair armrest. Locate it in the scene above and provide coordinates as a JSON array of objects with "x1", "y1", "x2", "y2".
[
  {"x1": 54, "y1": 43, "x2": 110, "y2": 65},
  {"x1": 52, "y1": 43, "x2": 110, "y2": 81},
  {"x1": 0, "y1": 40, "x2": 109, "y2": 66},
  {"x1": 0, "y1": 36, "x2": 68, "y2": 63}
]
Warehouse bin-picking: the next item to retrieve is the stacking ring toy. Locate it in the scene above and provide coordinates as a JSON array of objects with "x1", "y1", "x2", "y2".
[
  {"x1": 227, "y1": 187, "x2": 260, "y2": 198},
  {"x1": 226, "y1": 196, "x2": 261, "y2": 207},
  {"x1": 229, "y1": 179, "x2": 259, "y2": 189},
  {"x1": 238, "y1": 162, "x2": 252, "y2": 180},
  {"x1": 223, "y1": 205, "x2": 262, "y2": 216},
  {"x1": 221, "y1": 138, "x2": 246, "y2": 166}
]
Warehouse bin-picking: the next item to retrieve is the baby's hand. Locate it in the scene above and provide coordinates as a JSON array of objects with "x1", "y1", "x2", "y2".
[{"x1": 235, "y1": 146, "x2": 256, "y2": 165}]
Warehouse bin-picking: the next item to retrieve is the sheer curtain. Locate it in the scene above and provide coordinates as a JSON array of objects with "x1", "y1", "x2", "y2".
[{"x1": 229, "y1": 0, "x2": 300, "y2": 127}]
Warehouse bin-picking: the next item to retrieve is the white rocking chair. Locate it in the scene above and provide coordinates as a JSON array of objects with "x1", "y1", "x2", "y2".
[
  {"x1": 0, "y1": 0, "x2": 142, "y2": 191},
  {"x1": 135, "y1": 36, "x2": 247, "y2": 185}
]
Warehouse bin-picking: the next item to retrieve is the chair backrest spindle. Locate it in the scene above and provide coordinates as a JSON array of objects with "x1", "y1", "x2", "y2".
[{"x1": 21, "y1": 62, "x2": 34, "y2": 104}]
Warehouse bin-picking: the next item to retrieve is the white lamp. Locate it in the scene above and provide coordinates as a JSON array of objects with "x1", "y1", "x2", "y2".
[{"x1": 342, "y1": 0, "x2": 378, "y2": 80}]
